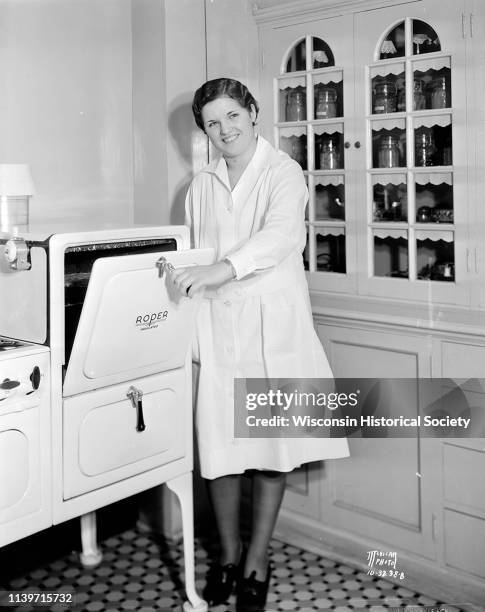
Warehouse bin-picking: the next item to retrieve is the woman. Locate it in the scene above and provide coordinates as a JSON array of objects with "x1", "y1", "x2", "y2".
[{"x1": 171, "y1": 78, "x2": 349, "y2": 612}]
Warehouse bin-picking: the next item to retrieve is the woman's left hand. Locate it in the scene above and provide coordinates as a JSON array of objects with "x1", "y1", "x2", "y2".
[{"x1": 170, "y1": 261, "x2": 234, "y2": 298}]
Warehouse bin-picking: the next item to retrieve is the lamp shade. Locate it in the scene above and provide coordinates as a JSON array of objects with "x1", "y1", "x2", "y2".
[{"x1": 0, "y1": 164, "x2": 35, "y2": 196}]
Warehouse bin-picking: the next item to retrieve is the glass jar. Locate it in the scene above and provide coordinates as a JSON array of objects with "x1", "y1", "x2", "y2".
[
  {"x1": 319, "y1": 138, "x2": 341, "y2": 169},
  {"x1": 291, "y1": 138, "x2": 305, "y2": 167},
  {"x1": 315, "y1": 87, "x2": 337, "y2": 119},
  {"x1": 413, "y1": 79, "x2": 426, "y2": 110},
  {"x1": 396, "y1": 80, "x2": 406, "y2": 112},
  {"x1": 378, "y1": 136, "x2": 401, "y2": 168},
  {"x1": 415, "y1": 128, "x2": 435, "y2": 166},
  {"x1": 373, "y1": 81, "x2": 397, "y2": 114},
  {"x1": 430, "y1": 76, "x2": 449, "y2": 109},
  {"x1": 286, "y1": 90, "x2": 306, "y2": 121}
]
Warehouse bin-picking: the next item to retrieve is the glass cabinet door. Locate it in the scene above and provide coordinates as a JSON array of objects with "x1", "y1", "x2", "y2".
[
  {"x1": 354, "y1": 1, "x2": 468, "y2": 304},
  {"x1": 260, "y1": 15, "x2": 356, "y2": 294}
]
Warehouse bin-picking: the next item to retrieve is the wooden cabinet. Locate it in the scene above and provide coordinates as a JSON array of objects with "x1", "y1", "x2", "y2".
[
  {"x1": 255, "y1": 0, "x2": 485, "y2": 602},
  {"x1": 317, "y1": 323, "x2": 439, "y2": 560},
  {"x1": 258, "y1": 0, "x2": 479, "y2": 307}
]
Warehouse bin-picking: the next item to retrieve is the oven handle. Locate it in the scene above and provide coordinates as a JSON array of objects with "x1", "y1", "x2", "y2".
[
  {"x1": 126, "y1": 385, "x2": 146, "y2": 433},
  {"x1": 156, "y1": 256, "x2": 175, "y2": 278}
]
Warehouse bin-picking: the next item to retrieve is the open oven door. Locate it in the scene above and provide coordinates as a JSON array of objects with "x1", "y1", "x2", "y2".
[{"x1": 63, "y1": 248, "x2": 214, "y2": 396}]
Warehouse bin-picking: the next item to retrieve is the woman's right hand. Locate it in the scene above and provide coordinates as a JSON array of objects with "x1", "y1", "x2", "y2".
[{"x1": 170, "y1": 260, "x2": 235, "y2": 298}]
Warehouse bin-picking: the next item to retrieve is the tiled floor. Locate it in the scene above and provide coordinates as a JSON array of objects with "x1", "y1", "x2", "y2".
[{"x1": 0, "y1": 518, "x2": 465, "y2": 612}]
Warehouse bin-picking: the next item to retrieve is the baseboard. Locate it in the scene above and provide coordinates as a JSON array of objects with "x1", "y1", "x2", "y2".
[{"x1": 275, "y1": 509, "x2": 485, "y2": 612}]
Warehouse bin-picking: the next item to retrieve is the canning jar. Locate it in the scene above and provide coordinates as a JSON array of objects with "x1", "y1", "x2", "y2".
[
  {"x1": 315, "y1": 87, "x2": 337, "y2": 119},
  {"x1": 430, "y1": 76, "x2": 449, "y2": 109},
  {"x1": 378, "y1": 136, "x2": 400, "y2": 168},
  {"x1": 291, "y1": 139, "x2": 305, "y2": 167},
  {"x1": 319, "y1": 138, "x2": 341, "y2": 169},
  {"x1": 413, "y1": 79, "x2": 426, "y2": 110},
  {"x1": 286, "y1": 90, "x2": 306, "y2": 121},
  {"x1": 415, "y1": 128, "x2": 435, "y2": 166},
  {"x1": 373, "y1": 81, "x2": 397, "y2": 114}
]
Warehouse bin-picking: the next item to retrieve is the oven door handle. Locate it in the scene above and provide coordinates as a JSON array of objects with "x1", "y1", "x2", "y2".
[{"x1": 126, "y1": 385, "x2": 146, "y2": 433}]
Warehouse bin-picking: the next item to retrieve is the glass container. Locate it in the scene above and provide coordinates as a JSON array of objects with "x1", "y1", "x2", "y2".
[
  {"x1": 415, "y1": 128, "x2": 435, "y2": 166},
  {"x1": 373, "y1": 81, "x2": 397, "y2": 114},
  {"x1": 319, "y1": 138, "x2": 341, "y2": 170},
  {"x1": 286, "y1": 91, "x2": 307, "y2": 121},
  {"x1": 378, "y1": 136, "x2": 401, "y2": 168},
  {"x1": 315, "y1": 87, "x2": 337, "y2": 119},
  {"x1": 413, "y1": 79, "x2": 426, "y2": 110},
  {"x1": 430, "y1": 76, "x2": 450, "y2": 109},
  {"x1": 396, "y1": 81, "x2": 406, "y2": 112},
  {"x1": 291, "y1": 139, "x2": 306, "y2": 167}
]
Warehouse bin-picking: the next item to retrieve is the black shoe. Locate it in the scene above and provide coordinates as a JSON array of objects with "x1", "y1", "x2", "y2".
[
  {"x1": 202, "y1": 547, "x2": 246, "y2": 606},
  {"x1": 236, "y1": 565, "x2": 272, "y2": 612}
]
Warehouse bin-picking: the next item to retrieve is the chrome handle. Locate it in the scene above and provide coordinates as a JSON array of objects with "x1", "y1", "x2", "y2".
[
  {"x1": 156, "y1": 256, "x2": 175, "y2": 278},
  {"x1": 127, "y1": 385, "x2": 146, "y2": 432}
]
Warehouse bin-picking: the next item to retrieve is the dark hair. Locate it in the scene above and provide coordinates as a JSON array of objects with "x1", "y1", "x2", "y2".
[{"x1": 192, "y1": 78, "x2": 259, "y2": 132}]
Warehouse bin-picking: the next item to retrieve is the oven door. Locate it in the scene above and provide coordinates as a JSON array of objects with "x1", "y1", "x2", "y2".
[{"x1": 63, "y1": 248, "x2": 214, "y2": 396}]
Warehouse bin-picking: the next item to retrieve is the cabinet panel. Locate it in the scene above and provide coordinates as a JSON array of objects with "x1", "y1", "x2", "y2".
[
  {"x1": 316, "y1": 322, "x2": 437, "y2": 558},
  {"x1": 443, "y1": 509, "x2": 485, "y2": 579},
  {"x1": 282, "y1": 462, "x2": 322, "y2": 519},
  {"x1": 441, "y1": 340, "x2": 485, "y2": 379},
  {"x1": 443, "y1": 443, "x2": 485, "y2": 515}
]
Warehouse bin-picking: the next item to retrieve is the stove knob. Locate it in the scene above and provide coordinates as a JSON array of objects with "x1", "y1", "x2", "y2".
[
  {"x1": 0, "y1": 378, "x2": 20, "y2": 390},
  {"x1": 30, "y1": 366, "x2": 41, "y2": 390}
]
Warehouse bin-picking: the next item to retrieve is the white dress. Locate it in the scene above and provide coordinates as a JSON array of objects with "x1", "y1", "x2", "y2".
[{"x1": 185, "y1": 136, "x2": 349, "y2": 479}]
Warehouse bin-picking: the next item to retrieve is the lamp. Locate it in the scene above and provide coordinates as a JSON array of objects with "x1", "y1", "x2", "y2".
[
  {"x1": 381, "y1": 40, "x2": 397, "y2": 55},
  {"x1": 0, "y1": 164, "x2": 35, "y2": 233},
  {"x1": 313, "y1": 50, "x2": 329, "y2": 65}
]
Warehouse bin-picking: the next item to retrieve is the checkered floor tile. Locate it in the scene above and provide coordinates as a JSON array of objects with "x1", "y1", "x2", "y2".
[{"x1": 1, "y1": 523, "x2": 465, "y2": 611}]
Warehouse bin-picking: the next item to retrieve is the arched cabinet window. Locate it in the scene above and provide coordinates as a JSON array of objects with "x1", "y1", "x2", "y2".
[
  {"x1": 274, "y1": 36, "x2": 347, "y2": 277},
  {"x1": 368, "y1": 18, "x2": 454, "y2": 286}
]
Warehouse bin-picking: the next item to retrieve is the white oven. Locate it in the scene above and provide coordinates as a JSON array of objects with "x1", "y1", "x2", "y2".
[
  {"x1": 0, "y1": 224, "x2": 212, "y2": 612},
  {"x1": 0, "y1": 339, "x2": 50, "y2": 546}
]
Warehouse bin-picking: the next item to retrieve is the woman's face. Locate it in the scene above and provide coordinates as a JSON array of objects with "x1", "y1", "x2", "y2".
[{"x1": 201, "y1": 96, "x2": 256, "y2": 160}]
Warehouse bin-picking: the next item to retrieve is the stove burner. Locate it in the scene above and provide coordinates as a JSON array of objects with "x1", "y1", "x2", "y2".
[{"x1": 0, "y1": 338, "x2": 25, "y2": 351}]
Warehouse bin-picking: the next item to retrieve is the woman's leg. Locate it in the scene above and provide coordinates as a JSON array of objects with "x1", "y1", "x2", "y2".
[
  {"x1": 244, "y1": 470, "x2": 286, "y2": 579},
  {"x1": 206, "y1": 473, "x2": 243, "y2": 565}
]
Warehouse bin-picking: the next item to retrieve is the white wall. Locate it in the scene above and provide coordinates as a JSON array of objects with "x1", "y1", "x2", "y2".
[
  {"x1": 205, "y1": 0, "x2": 260, "y2": 99},
  {"x1": 163, "y1": 0, "x2": 208, "y2": 225},
  {"x1": 0, "y1": 0, "x2": 259, "y2": 229},
  {"x1": 132, "y1": 0, "x2": 168, "y2": 225},
  {"x1": 0, "y1": 0, "x2": 134, "y2": 226}
]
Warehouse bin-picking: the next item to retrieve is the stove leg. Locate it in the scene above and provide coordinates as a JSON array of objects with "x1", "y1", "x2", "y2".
[
  {"x1": 79, "y1": 511, "x2": 103, "y2": 568},
  {"x1": 166, "y1": 473, "x2": 208, "y2": 612}
]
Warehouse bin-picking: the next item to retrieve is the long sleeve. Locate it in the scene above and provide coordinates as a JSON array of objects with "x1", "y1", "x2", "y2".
[{"x1": 226, "y1": 159, "x2": 308, "y2": 280}]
